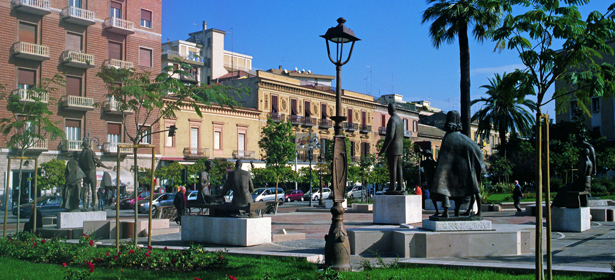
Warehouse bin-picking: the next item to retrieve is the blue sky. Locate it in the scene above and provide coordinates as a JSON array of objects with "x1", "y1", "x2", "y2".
[{"x1": 161, "y1": 1, "x2": 612, "y2": 120}]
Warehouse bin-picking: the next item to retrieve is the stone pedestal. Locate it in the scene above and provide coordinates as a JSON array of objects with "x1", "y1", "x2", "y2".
[
  {"x1": 422, "y1": 219, "x2": 492, "y2": 232},
  {"x1": 373, "y1": 195, "x2": 422, "y2": 225},
  {"x1": 57, "y1": 211, "x2": 106, "y2": 229},
  {"x1": 181, "y1": 216, "x2": 271, "y2": 246},
  {"x1": 551, "y1": 207, "x2": 590, "y2": 232},
  {"x1": 325, "y1": 199, "x2": 347, "y2": 209}
]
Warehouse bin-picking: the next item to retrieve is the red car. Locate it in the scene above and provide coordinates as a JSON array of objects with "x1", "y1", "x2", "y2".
[
  {"x1": 119, "y1": 192, "x2": 151, "y2": 209},
  {"x1": 285, "y1": 190, "x2": 305, "y2": 202}
]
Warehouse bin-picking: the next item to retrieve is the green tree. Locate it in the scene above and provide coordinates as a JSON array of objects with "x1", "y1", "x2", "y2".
[
  {"x1": 297, "y1": 166, "x2": 319, "y2": 185},
  {"x1": 487, "y1": 155, "x2": 514, "y2": 182},
  {"x1": 0, "y1": 74, "x2": 65, "y2": 231},
  {"x1": 422, "y1": 0, "x2": 508, "y2": 137},
  {"x1": 471, "y1": 72, "x2": 537, "y2": 157},
  {"x1": 209, "y1": 159, "x2": 233, "y2": 190},
  {"x1": 155, "y1": 162, "x2": 184, "y2": 188},
  {"x1": 258, "y1": 119, "x2": 296, "y2": 203},
  {"x1": 37, "y1": 159, "x2": 66, "y2": 193}
]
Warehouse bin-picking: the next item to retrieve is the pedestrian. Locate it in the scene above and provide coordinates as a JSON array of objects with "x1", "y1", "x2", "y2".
[
  {"x1": 423, "y1": 183, "x2": 430, "y2": 210},
  {"x1": 173, "y1": 186, "x2": 187, "y2": 225},
  {"x1": 513, "y1": 180, "x2": 524, "y2": 212},
  {"x1": 415, "y1": 185, "x2": 423, "y2": 209},
  {"x1": 97, "y1": 188, "x2": 104, "y2": 211}
]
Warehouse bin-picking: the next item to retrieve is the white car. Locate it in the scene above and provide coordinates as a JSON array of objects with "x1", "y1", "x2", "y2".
[
  {"x1": 345, "y1": 186, "x2": 364, "y2": 198},
  {"x1": 251, "y1": 188, "x2": 285, "y2": 202},
  {"x1": 308, "y1": 187, "x2": 331, "y2": 201}
]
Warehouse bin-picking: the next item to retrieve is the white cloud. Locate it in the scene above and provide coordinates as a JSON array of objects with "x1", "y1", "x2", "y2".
[{"x1": 471, "y1": 64, "x2": 527, "y2": 76}]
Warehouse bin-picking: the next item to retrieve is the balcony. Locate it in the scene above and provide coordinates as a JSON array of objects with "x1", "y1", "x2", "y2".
[
  {"x1": 102, "y1": 100, "x2": 134, "y2": 115},
  {"x1": 303, "y1": 117, "x2": 317, "y2": 127},
  {"x1": 11, "y1": 42, "x2": 50, "y2": 61},
  {"x1": 11, "y1": 0, "x2": 50, "y2": 15},
  {"x1": 319, "y1": 119, "x2": 332, "y2": 129},
  {"x1": 103, "y1": 59, "x2": 133, "y2": 69},
  {"x1": 103, "y1": 17, "x2": 134, "y2": 35},
  {"x1": 16, "y1": 138, "x2": 48, "y2": 151},
  {"x1": 11, "y1": 89, "x2": 48, "y2": 103},
  {"x1": 162, "y1": 50, "x2": 204, "y2": 66},
  {"x1": 378, "y1": 127, "x2": 386, "y2": 135},
  {"x1": 360, "y1": 124, "x2": 372, "y2": 134},
  {"x1": 183, "y1": 147, "x2": 210, "y2": 159},
  {"x1": 102, "y1": 142, "x2": 133, "y2": 155},
  {"x1": 60, "y1": 6, "x2": 95, "y2": 26},
  {"x1": 290, "y1": 115, "x2": 302, "y2": 126},
  {"x1": 343, "y1": 122, "x2": 358, "y2": 132},
  {"x1": 404, "y1": 130, "x2": 413, "y2": 138},
  {"x1": 60, "y1": 95, "x2": 95, "y2": 111},
  {"x1": 60, "y1": 140, "x2": 83, "y2": 152},
  {"x1": 61, "y1": 51, "x2": 95, "y2": 68},
  {"x1": 180, "y1": 74, "x2": 198, "y2": 83},
  {"x1": 232, "y1": 150, "x2": 256, "y2": 159},
  {"x1": 267, "y1": 112, "x2": 285, "y2": 122}
]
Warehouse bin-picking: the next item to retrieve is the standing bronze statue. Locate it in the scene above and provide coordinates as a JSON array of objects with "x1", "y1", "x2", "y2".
[
  {"x1": 430, "y1": 111, "x2": 485, "y2": 218},
  {"x1": 552, "y1": 140, "x2": 596, "y2": 207},
  {"x1": 196, "y1": 160, "x2": 213, "y2": 204},
  {"x1": 63, "y1": 152, "x2": 85, "y2": 211},
  {"x1": 79, "y1": 140, "x2": 109, "y2": 211},
  {"x1": 218, "y1": 159, "x2": 255, "y2": 215},
  {"x1": 379, "y1": 103, "x2": 405, "y2": 194}
]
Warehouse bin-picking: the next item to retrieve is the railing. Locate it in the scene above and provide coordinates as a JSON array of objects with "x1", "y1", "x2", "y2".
[
  {"x1": 232, "y1": 150, "x2": 255, "y2": 159},
  {"x1": 11, "y1": 0, "x2": 50, "y2": 11},
  {"x1": 267, "y1": 112, "x2": 285, "y2": 122},
  {"x1": 360, "y1": 124, "x2": 372, "y2": 133},
  {"x1": 223, "y1": 62, "x2": 250, "y2": 71},
  {"x1": 103, "y1": 100, "x2": 134, "y2": 114},
  {"x1": 319, "y1": 119, "x2": 332, "y2": 128},
  {"x1": 60, "y1": 140, "x2": 83, "y2": 152},
  {"x1": 61, "y1": 95, "x2": 94, "y2": 108},
  {"x1": 183, "y1": 147, "x2": 210, "y2": 158},
  {"x1": 11, "y1": 42, "x2": 49, "y2": 58},
  {"x1": 290, "y1": 115, "x2": 302, "y2": 125},
  {"x1": 103, "y1": 59, "x2": 133, "y2": 69},
  {"x1": 344, "y1": 122, "x2": 358, "y2": 131},
  {"x1": 303, "y1": 117, "x2": 317, "y2": 126},
  {"x1": 102, "y1": 142, "x2": 133, "y2": 154},
  {"x1": 162, "y1": 50, "x2": 205, "y2": 62},
  {"x1": 60, "y1": 6, "x2": 95, "y2": 21},
  {"x1": 17, "y1": 138, "x2": 48, "y2": 150},
  {"x1": 103, "y1": 17, "x2": 134, "y2": 32},
  {"x1": 404, "y1": 130, "x2": 413, "y2": 137},
  {"x1": 61, "y1": 50, "x2": 95, "y2": 66},
  {"x1": 11, "y1": 89, "x2": 49, "y2": 103},
  {"x1": 378, "y1": 127, "x2": 387, "y2": 135}
]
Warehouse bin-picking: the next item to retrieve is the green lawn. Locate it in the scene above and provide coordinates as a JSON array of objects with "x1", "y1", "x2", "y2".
[{"x1": 0, "y1": 256, "x2": 610, "y2": 280}]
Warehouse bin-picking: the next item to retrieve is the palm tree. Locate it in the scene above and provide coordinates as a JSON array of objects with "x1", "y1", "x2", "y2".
[
  {"x1": 422, "y1": 0, "x2": 507, "y2": 137},
  {"x1": 471, "y1": 72, "x2": 537, "y2": 157}
]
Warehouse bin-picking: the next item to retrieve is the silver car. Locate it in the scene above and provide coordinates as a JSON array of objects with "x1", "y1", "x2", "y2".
[{"x1": 138, "y1": 193, "x2": 176, "y2": 213}]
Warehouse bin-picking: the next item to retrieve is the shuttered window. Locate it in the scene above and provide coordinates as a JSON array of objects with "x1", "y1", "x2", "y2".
[
  {"x1": 66, "y1": 76, "x2": 81, "y2": 96},
  {"x1": 107, "y1": 123, "x2": 121, "y2": 143},
  {"x1": 271, "y1": 95, "x2": 278, "y2": 113},
  {"x1": 18, "y1": 69, "x2": 36, "y2": 87},
  {"x1": 19, "y1": 22, "x2": 36, "y2": 44},
  {"x1": 108, "y1": 41, "x2": 122, "y2": 60},
  {"x1": 321, "y1": 104, "x2": 327, "y2": 119},
  {"x1": 347, "y1": 109, "x2": 353, "y2": 123},
  {"x1": 362, "y1": 111, "x2": 367, "y2": 125},
  {"x1": 65, "y1": 119, "x2": 81, "y2": 141},
  {"x1": 139, "y1": 48, "x2": 152, "y2": 67},
  {"x1": 291, "y1": 99, "x2": 297, "y2": 116},
  {"x1": 304, "y1": 101, "x2": 311, "y2": 117},
  {"x1": 140, "y1": 9, "x2": 152, "y2": 28},
  {"x1": 66, "y1": 33, "x2": 82, "y2": 52},
  {"x1": 110, "y1": 2, "x2": 122, "y2": 18}
]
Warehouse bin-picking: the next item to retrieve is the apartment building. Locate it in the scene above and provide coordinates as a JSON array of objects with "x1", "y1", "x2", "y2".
[
  {"x1": 374, "y1": 102, "x2": 420, "y2": 146},
  {"x1": 0, "y1": 0, "x2": 162, "y2": 205}
]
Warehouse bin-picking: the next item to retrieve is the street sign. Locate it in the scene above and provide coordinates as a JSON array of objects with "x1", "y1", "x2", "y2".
[
  {"x1": 296, "y1": 133, "x2": 319, "y2": 151},
  {"x1": 226, "y1": 166, "x2": 232, "y2": 173}
]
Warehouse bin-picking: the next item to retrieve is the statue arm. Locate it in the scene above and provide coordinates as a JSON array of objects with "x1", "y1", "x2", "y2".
[{"x1": 248, "y1": 177, "x2": 254, "y2": 193}]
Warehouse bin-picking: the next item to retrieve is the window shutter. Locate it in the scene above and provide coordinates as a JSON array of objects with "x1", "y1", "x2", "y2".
[
  {"x1": 271, "y1": 96, "x2": 278, "y2": 112},
  {"x1": 347, "y1": 109, "x2": 353, "y2": 123},
  {"x1": 141, "y1": 9, "x2": 152, "y2": 22},
  {"x1": 65, "y1": 119, "x2": 80, "y2": 128},
  {"x1": 18, "y1": 69, "x2": 35, "y2": 85},
  {"x1": 291, "y1": 99, "x2": 297, "y2": 115},
  {"x1": 362, "y1": 111, "x2": 366, "y2": 125},
  {"x1": 66, "y1": 76, "x2": 81, "y2": 96},
  {"x1": 65, "y1": 33, "x2": 82, "y2": 52},
  {"x1": 19, "y1": 23, "x2": 36, "y2": 44},
  {"x1": 108, "y1": 42, "x2": 122, "y2": 60},
  {"x1": 305, "y1": 101, "x2": 311, "y2": 116},
  {"x1": 108, "y1": 123, "x2": 121, "y2": 135},
  {"x1": 321, "y1": 104, "x2": 327, "y2": 119},
  {"x1": 139, "y1": 48, "x2": 152, "y2": 67}
]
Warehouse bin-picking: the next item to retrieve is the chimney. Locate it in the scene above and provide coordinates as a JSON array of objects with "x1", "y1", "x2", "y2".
[
  {"x1": 202, "y1": 21, "x2": 207, "y2": 31},
  {"x1": 279, "y1": 65, "x2": 283, "y2": 70}
]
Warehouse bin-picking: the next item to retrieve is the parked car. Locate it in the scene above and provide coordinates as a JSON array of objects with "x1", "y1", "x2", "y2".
[
  {"x1": 119, "y1": 191, "x2": 151, "y2": 209},
  {"x1": 12, "y1": 196, "x2": 66, "y2": 218},
  {"x1": 185, "y1": 190, "x2": 199, "y2": 207},
  {"x1": 224, "y1": 190, "x2": 233, "y2": 203},
  {"x1": 137, "y1": 193, "x2": 176, "y2": 213},
  {"x1": 285, "y1": 190, "x2": 305, "y2": 202},
  {"x1": 305, "y1": 188, "x2": 331, "y2": 201},
  {"x1": 345, "y1": 186, "x2": 364, "y2": 199},
  {"x1": 251, "y1": 188, "x2": 285, "y2": 202}
]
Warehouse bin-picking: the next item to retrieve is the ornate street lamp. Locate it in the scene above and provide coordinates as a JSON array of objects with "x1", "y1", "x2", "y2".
[
  {"x1": 321, "y1": 17, "x2": 359, "y2": 271},
  {"x1": 300, "y1": 134, "x2": 320, "y2": 207}
]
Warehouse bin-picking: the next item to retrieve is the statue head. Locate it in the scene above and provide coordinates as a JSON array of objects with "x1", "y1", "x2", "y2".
[
  {"x1": 387, "y1": 103, "x2": 396, "y2": 115},
  {"x1": 72, "y1": 151, "x2": 80, "y2": 159},
  {"x1": 445, "y1": 111, "x2": 462, "y2": 133},
  {"x1": 205, "y1": 160, "x2": 213, "y2": 170},
  {"x1": 235, "y1": 159, "x2": 243, "y2": 170},
  {"x1": 82, "y1": 139, "x2": 91, "y2": 149}
]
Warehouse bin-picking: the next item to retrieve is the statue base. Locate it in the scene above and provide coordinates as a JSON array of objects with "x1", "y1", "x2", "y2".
[
  {"x1": 373, "y1": 195, "x2": 422, "y2": 225},
  {"x1": 57, "y1": 211, "x2": 106, "y2": 229},
  {"x1": 181, "y1": 215, "x2": 271, "y2": 246},
  {"x1": 551, "y1": 207, "x2": 591, "y2": 232},
  {"x1": 385, "y1": 190, "x2": 405, "y2": 195},
  {"x1": 428, "y1": 215, "x2": 482, "y2": 221},
  {"x1": 422, "y1": 219, "x2": 491, "y2": 232}
]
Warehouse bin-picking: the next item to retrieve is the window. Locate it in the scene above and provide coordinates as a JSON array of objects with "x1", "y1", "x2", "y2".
[
  {"x1": 18, "y1": 69, "x2": 36, "y2": 90},
  {"x1": 108, "y1": 41, "x2": 122, "y2": 60},
  {"x1": 413, "y1": 121, "x2": 418, "y2": 132},
  {"x1": 381, "y1": 113, "x2": 386, "y2": 127},
  {"x1": 347, "y1": 108, "x2": 353, "y2": 123},
  {"x1": 140, "y1": 126, "x2": 151, "y2": 144},
  {"x1": 290, "y1": 99, "x2": 297, "y2": 116},
  {"x1": 139, "y1": 48, "x2": 152, "y2": 67},
  {"x1": 238, "y1": 133, "x2": 245, "y2": 156},
  {"x1": 65, "y1": 76, "x2": 82, "y2": 96},
  {"x1": 69, "y1": 0, "x2": 81, "y2": 8},
  {"x1": 403, "y1": 118, "x2": 408, "y2": 130},
  {"x1": 107, "y1": 123, "x2": 121, "y2": 143},
  {"x1": 349, "y1": 141, "x2": 355, "y2": 157},
  {"x1": 361, "y1": 142, "x2": 370, "y2": 157},
  {"x1": 19, "y1": 22, "x2": 37, "y2": 44},
  {"x1": 65, "y1": 119, "x2": 81, "y2": 141},
  {"x1": 304, "y1": 100, "x2": 311, "y2": 117},
  {"x1": 570, "y1": 100, "x2": 578, "y2": 115},
  {"x1": 110, "y1": 2, "x2": 121, "y2": 18},
  {"x1": 207, "y1": 38, "x2": 211, "y2": 47},
  {"x1": 140, "y1": 9, "x2": 152, "y2": 28},
  {"x1": 214, "y1": 131, "x2": 221, "y2": 149},
  {"x1": 361, "y1": 111, "x2": 367, "y2": 125},
  {"x1": 321, "y1": 104, "x2": 327, "y2": 120},
  {"x1": 592, "y1": 97, "x2": 600, "y2": 113},
  {"x1": 271, "y1": 95, "x2": 278, "y2": 113},
  {"x1": 165, "y1": 125, "x2": 174, "y2": 147},
  {"x1": 66, "y1": 33, "x2": 82, "y2": 52},
  {"x1": 190, "y1": 127, "x2": 199, "y2": 149}
]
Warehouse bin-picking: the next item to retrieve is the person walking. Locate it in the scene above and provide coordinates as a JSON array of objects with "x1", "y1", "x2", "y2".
[
  {"x1": 513, "y1": 180, "x2": 524, "y2": 212},
  {"x1": 173, "y1": 186, "x2": 187, "y2": 225},
  {"x1": 97, "y1": 188, "x2": 105, "y2": 211}
]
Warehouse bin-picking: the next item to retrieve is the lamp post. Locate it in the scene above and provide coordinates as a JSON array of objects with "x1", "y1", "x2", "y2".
[
  {"x1": 321, "y1": 17, "x2": 359, "y2": 271},
  {"x1": 301, "y1": 132, "x2": 320, "y2": 207},
  {"x1": 318, "y1": 154, "x2": 325, "y2": 206}
]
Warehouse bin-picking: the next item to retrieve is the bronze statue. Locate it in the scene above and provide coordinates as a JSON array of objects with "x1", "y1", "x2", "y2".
[
  {"x1": 218, "y1": 159, "x2": 254, "y2": 212},
  {"x1": 378, "y1": 103, "x2": 405, "y2": 193},
  {"x1": 421, "y1": 149, "x2": 444, "y2": 216},
  {"x1": 63, "y1": 152, "x2": 85, "y2": 211},
  {"x1": 197, "y1": 160, "x2": 213, "y2": 204},
  {"x1": 552, "y1": 141, "x2": 596, "y2": 207},
  {"x1": 78, "y1": 140, "x2": 109, "y2": 211},
  {"x1": 430, "y1": 111, "x2": 485, "y2": 218}
]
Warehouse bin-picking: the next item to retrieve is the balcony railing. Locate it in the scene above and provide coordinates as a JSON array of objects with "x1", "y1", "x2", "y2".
[
  {"x1": 303, "y1": 117, "x2": 317, "y2": 127},
  {"x1": 404, "y1": 130, "x2": 413, "y2": 138},
  {"x1": 60, "y1": 95, "x2": 95, "y2": 111},
  {"x1": 180, "y1": 74, "x2": 198, "y2": 83},
  {"x1": 61, "y1": 51, "x2": 95, "y2": 68},
  {"x1": 359, "y1": 124, "x2": 372, "y2": 133},
  {"x1": 378, "y1": 127, "x2": 387, "y2": 135},
  {"x1": 60, "y1": 6, "x2": 95, "y2": 25},
  {"x1": 290, "y1": 115, "x2": 302, "y2": 125},
  {"x1": 102, "y1": 142, "x2": 132, "y2": 154},
  {"x1": 344, "y1": 122, "x2": 358, "y2": 132},
  {"x1": 11, "y1": 89, "x2": 48, "y2": 103},
  {"x1": 183, "y1": 147, "x2": 210, "y2": 158},
  {"x1": 319, "y1": 119, "x2": 332, "y2": 129},
  {"x1": 162, "y1": 50, "x2": 205, "y2": 64},
  {"x1": 17, "y1": 138, "x2": 48, "y2": 151},
  {"x1": 232, "y1": 150, "x2": 256, "y2": 159},
  {"x1": 267, "y1": 112, "x2": 285, "y2": 122},
  {"x1": 60, "y1": 140, "x2": 83, "y2": 152},
  {"x1": 102, "y1": 100, "x2": 134, "y2": 115},
  {"x1": 11, "y1": 0, "x2": 50, "y2": 15},
  {"x1": 11, "y1": 42, "x2": 50, "y2": 61},
  {"x1": 103, "y1": 59, "x2": 133, "y2": 69},
  {"x1": 103, "y1": 17, "x2": 134, "y2": 35}
]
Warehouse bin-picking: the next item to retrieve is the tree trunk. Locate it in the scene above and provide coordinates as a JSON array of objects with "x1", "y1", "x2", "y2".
[
  {"x1": 459, "y1": 21, "x2": 471, "y2": 137},
  {"x1": 133, "y1": 147, "x2": 139, "y2": 247},
  {"x1": 16, "y1": 158, "x2": 24, "y2": 233},
  {"x1": 274, "y1": 175, "x2": 279, "y2": 214},
  {"x1": 499, "y1": 125, "x2": 507, "y2": 159}
]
